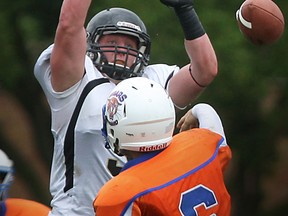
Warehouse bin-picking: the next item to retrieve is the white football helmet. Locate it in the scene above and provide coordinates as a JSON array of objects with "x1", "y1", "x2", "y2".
[
  {"x1": 102, "y1": 77, "x2": 175, "y2": 155},
  {"x1": 0, "y1": 149, "x2": 14, "y2": 201}
]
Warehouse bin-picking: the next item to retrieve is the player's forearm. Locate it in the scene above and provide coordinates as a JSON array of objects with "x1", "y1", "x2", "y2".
[
  {"x1": 55, "y1": 0, "x2": 90, "y2": 52},
  {"x1": 175, "y1": 0, "x2": 217, "y2": 87},
  {"x1": 58, "y1": 0, "x2": 91, "y2": 33},
  {"x1": 174, "y1": 0, "x2": 217, "y2": 87}
]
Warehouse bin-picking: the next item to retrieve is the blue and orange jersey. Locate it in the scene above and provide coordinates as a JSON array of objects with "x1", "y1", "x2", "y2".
[
  {"x1": 94, "y1": 128, "x2": 232, "y2": 216},
  {"x1": 0, "y1": 198, "x2": 50, "y2": 216}
]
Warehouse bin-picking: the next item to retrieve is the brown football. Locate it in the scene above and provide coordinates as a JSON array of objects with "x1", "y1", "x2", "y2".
[{"x1": 236, "y1": 0, "x2": 285, "y2": 45}]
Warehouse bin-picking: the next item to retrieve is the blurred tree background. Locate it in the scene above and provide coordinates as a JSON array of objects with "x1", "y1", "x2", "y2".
[{"x1": 0, "y1": 0, "x2": 287, "y2": 215}]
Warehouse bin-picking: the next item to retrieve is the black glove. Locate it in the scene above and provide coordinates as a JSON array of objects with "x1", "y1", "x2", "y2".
[
  {"x1": 160, "y1": 0, "x2": 205, "y2": 40},
  {"x1": 160, "y1": 0, "x2": 193, "y2": 8}
]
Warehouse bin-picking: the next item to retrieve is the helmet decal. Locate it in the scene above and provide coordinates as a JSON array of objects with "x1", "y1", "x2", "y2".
[
  {"x1": 116, "y1": 21, "x2": 142, "y2": 31},
  {"x1": 139, "y1": 143, "x2": 169, "y2": 152},
  {"x1": 106, "y1": 90, "x2": 127, "y2": 126}
]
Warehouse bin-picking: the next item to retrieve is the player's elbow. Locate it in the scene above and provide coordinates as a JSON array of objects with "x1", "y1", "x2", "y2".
[
  {"x1": 198, "y1": 57, "x2": 218, "y2": 86},
  {"x1": 57, "y1": 10, "x2": 83, "y2": 35},
  {"x1": 206, "y1": 58, "x2": 218, "y2": 81}
]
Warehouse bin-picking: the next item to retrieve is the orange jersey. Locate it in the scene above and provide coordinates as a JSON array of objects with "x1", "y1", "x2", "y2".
[
  {"x1": 0, "y1": 198, "x2": 50, "y2": 216},
  {"x1": 94, "y1": 128, "x2": 232, "y2": 216}
]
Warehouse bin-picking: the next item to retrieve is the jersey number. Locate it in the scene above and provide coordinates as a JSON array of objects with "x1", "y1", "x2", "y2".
[{"x1": 179, "y1": 184, "x2": 218, "y2": 216}]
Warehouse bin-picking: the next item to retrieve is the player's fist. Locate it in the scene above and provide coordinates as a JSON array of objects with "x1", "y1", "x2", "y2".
[{"x1": 160, "y1": 0, "x2": 193, "y2": 8}]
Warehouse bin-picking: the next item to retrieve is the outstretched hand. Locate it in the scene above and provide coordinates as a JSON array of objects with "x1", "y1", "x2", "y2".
[{"x1": 160, "y1": 0, "x2": 193, "y2": 7}]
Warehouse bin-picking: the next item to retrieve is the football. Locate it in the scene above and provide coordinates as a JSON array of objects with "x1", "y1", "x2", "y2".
[{"x1": 236, "y1": 0, "x2": 285, "y2": 45}]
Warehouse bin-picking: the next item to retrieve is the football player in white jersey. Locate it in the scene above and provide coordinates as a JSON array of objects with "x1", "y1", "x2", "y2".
[{"x1": 34, "y1": 0, "x2": 218, "y2": 215}]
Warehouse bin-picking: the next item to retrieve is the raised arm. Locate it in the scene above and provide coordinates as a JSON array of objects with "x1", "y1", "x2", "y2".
[
  {"x1": 50, "y1": 0, "x2": 92, "y2": 91},
  {"x1": 160, "y1": 0, "x2": 218, "y2": 108}
]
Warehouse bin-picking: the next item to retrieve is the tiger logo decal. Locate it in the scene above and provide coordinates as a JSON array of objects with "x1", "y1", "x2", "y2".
[{"x1": 106, "y1": 90, "x2": 127, "y2": 125}]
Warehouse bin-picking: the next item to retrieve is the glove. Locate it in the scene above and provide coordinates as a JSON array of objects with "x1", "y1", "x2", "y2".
[
  {"x1": 160, "y1": 0, "x2": 205, "y2": 40},
  {"x1": 160, "y1": 0, "x2": 193, "y2": 8}
]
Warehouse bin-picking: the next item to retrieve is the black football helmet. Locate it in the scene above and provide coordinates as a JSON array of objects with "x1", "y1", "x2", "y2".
[{"x1": 86, "y1": 8, "x2": 151, "y2": 80}]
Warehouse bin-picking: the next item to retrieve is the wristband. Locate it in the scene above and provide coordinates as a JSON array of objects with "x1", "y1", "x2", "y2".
[{"x1": 174, "y1": 5, "x2": 205, "y2": 40}]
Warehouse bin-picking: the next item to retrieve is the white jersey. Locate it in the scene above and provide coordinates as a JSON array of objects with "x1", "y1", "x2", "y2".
[{"x1": 34, "y1": 44, "x2": 179, "y2": 216}]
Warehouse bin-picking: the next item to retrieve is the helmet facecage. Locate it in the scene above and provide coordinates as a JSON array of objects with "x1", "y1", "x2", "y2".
[
  {"x1": 86, "y1": 8, "x2": 151, "y2": 80},
  {"x1": 102, "y1": 77, "x2": 175, "y2": 155},
  {"x1": 0, "y1": 150, "x2": 14, "y2": 201}
]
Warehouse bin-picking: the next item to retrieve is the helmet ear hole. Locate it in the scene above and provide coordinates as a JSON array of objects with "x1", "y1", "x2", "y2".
[
  {"x1": 87, "y1": 52, "x2": 96, "y2": 62},
  {"x1": 0, "y1": 172, "x2": 6, "y2": 182},
  {"x1": 110, "y1": 129, "x2": 114, "y2": 136},
  {"x1": 87, "y1": 51, "x2": 101, "y2": 64},
  {"x1": 113, "y1": 138, "x2": 122, "y2": 155},
  {"x1": 123, "y1": 104, "x2": 127, "y2": 117}
]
